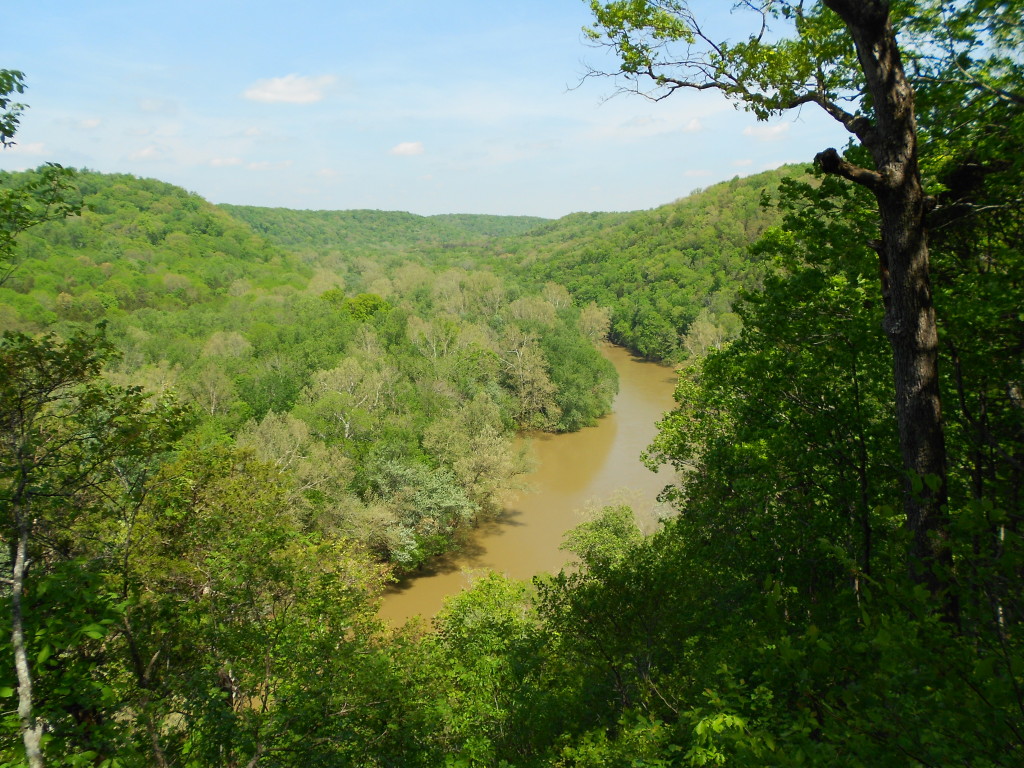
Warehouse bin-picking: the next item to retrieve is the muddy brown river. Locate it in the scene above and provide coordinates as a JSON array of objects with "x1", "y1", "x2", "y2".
[{"x1": 379, "y1": 345, "x2": 679, "y2": 626}]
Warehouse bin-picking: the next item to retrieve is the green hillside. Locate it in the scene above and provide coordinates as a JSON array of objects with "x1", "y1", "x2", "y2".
[
  {"x1": 492, "y1": 165, "x2": 802, "y2": 360},
  {"x1": 0, "y1": 168, "x2": 617, "y2": 572},
  {"x1": 222, "y1": 167, "x2": 801, "y2": 363},
  {"x1": 220, "y1": 204, "x2": 548, "y2": 254},
  {"x1": 0, "y1": 171, "x2": 297, "y2": 328}
]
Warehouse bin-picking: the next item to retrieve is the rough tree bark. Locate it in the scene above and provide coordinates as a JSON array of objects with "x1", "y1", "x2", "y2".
[{"x1": 815, "y1": 0, "x2": 953, "y2": 618}]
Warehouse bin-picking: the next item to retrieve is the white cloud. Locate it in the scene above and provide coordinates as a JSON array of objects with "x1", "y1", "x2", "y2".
[
  {"x1": 210, "y1": 157, "x2": 243, "y2": 167},
  {"x1": 243, "y1": 74, "x2": 335, "y2": 104},
  {"x1": 80, "y1": 118, "x2": 101, "y2": 130},
  {"x1": 139, "y1": 99, "x2": 178, "y2": 115},
  {"x1": 597, "y1": 115, "x2": 672, "y2": 140},
  {"x1": 592, "y1": 113, "x2": 707, "y2": 142},
  {"x1": 247, "y1": 160, "x2": 292, "y2": 171},
  {"x1": 732, "y1": 158, "x2": 753, "y2": 167},
  {"x1": 390, "y1": 141, "x2": 425, "y2": 156},
  {"x1": 684, "y1": 169, "x2": 711, "y2": 177},
  {"x1": 742, "y1": 123, "x2": 791, "y2": 141},
  {"x1": 4, "y1": 141, "x2": 46, "y2": 156},
  {"x1": 131, "y1": 145, "x2": 164, "y2": 160},
  {"x1": 317, "y1": 168, "x2": 339, "y2": 178}
]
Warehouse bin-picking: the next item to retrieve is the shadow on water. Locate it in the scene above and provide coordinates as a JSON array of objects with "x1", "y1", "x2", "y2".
[{"x1": 381, "y1": 507, "x2": 529, "y2": 596}]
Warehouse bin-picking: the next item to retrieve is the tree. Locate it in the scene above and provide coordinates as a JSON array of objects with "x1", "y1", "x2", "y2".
[
  {"x1": 0, "y1": 330, "x2": 183, "y2": 767},
  {"x1": 0, "y1": 73, "x2": 93, "y2": 766},
  {"x1": 422, "y1": 393, "x2": 531, "y2": 518},
  {"x1": 239, "y1": 409, "x2": 351, "y2": 486},
  {"x1": 419, "y1": 572, "x2": 548, "y2": 766},
  {"x1": 1, "y1": 71, "x2": 80, "y2": 288},
  {"x1": 578, "y1": 301, "x2": 612, "y2": 344},
  {"x1": 645, "y1": 175, "x2": 901, "y2": 610},
  {"x1": 498, "y1": 328, "x2": 562, "y2": 429},
  {"x1": 122, "y1": 443, "x2": 390, "y2": 767},
  {"x1": 583, "y1": 0, "x2": 1012, "y2": 613},
  {"x1": 302, "y1": 356, "x2": 397, "y2": 443}
]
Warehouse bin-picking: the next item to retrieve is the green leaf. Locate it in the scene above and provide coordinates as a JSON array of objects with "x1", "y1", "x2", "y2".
[{"x1": 80, "y1": 623, "x2": 107, "y2": 640}]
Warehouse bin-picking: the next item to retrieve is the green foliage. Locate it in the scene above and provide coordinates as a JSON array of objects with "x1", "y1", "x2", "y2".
[
  {"x1": 0, "y1": 166, "x2": 81, "y2": 289},
  {"x1": 491, "y1": 167, "x2": 799, "y2": 361},
  {"x1": 364, "y1": 459, "x2": 479, "y2": 568},
  {"x1": 0, "y1": 332, "x2": 399, "y2": 766},
  {"x1": 645, "y1": 174, "x2": 903, "y2": 607},
  {"x1": 0, "y1": 70, "x2": 26, "y2": 148},
  {"x1": 340, "y1": 292, "x2": 391, "y2": 322},
  {"x1": 0, "y1": 168, "x2": 618, "y2": 571},
  {"x1": 121, "y1": 440, "x2": 392, "y2": 767},
  {"x1": 541, "y1": 325, "x2": 618, "y2": 432},
  {"x1": 0, "y1": 328, "x2": 187, "y2": 766},
  {"x1": 413, "y1": 572, "x2": 556, "y2": 767},
  {"x1": 220, "y1": 205, "x2": 547, "y2": 255},
  {"x1": 560, "y1": 505, "x2": 642, "y2": 572},
  {"x1": 4, "y1": 8, "x2": 1021, "y2": 761}
]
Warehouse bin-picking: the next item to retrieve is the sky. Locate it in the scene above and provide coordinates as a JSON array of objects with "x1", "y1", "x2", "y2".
[{"x1": 1, "y1": 0, "x2": 851, "y2": 219}]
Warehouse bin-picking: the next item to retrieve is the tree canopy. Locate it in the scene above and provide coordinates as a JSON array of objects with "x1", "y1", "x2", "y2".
[{"x1": 1, "y1": 5, "x2": 1023, "y2": 761}]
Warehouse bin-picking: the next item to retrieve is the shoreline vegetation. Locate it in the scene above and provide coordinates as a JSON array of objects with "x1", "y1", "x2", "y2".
[
  {"x1": 0, "y1": 164, "x2": 783, "y2": 574},
  {"x1": 4, "y1": 20, "x2": 1022, "y2": 755}
]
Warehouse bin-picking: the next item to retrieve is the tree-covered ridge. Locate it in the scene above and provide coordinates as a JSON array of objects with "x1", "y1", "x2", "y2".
[
  {"x1": 219, "y1": 167, "x2": 796, "y2": 365},
  {"x1": 4, "y1": 0, "x2": 1024, "y2": 759},
  {"x1": 0, "y1": 170, "x2": 297, "y2": 328},
  {"x1": 493, "y1": 166, "x2": 800, "y2": 361},
  {"x1": 220, "y1": 204, "x2": 548, "y2": 254},
  {"x1": 0, "y1": 168, "x2": 617, "y2": 574}
]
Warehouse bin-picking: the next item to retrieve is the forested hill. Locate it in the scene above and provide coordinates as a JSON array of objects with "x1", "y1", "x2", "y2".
[
  {"x1": 220, "y1": 204, "x2": 549, "y2": 254},
  {"x1": 0, "y1": 167, "x2": 619, "y2": 571},
  {"x1": 1, "y1": 171, "x2": 299, "y2": 328},
  {"x1": 221, "y1": 166, "x2": 802, "y2": 363},
  {"x1": 5, "y1": 2, "x2": 1023, "y2": 763},
  {"x1": 489, "y1": 165, "x2": 802, "y2": 360}
]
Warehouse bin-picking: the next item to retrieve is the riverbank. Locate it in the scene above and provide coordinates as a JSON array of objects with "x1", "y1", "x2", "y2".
[{"x1": 379, "y1": 345, "x2": 678, "y2": 626}]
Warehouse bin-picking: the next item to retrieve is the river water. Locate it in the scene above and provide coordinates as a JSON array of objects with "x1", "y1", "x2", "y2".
[{"x1": 379, "y1": 345, "x2": 679, "y2": 626}]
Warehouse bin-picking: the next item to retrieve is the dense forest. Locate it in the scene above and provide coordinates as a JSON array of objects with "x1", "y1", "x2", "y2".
[
  {"x1": 221, "y1": 168, "x2": 794, "y2": 365},
  {"x1": 0, "y1": 168, "x2": 627, "y2": 571},
  {"x1": 2, "y1": 0, "x2": 1023, "y2": 766},
  {"x1": 488, "y1": 167, "x2": 798, "y2": 361}
]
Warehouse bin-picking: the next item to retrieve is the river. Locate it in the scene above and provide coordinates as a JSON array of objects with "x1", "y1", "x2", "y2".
[{"x1": 378, "y1": 345, "x2": 679, "y2": 626}]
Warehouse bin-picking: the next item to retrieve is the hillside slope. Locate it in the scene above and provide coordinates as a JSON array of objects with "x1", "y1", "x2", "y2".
[
  {"x1": 491, "y1": 165, "x2": 803, "y2": 360},
  {"x1": 219, "y1": 166, "x2": 805, "y2": 363},
  {"x1": 220, "y1": 205, "x2": 548, "y2": 255}
]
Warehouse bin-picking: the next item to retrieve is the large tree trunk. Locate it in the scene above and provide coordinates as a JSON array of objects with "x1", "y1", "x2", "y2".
[
  {"x1": 877, "y1": 178, "x2": 953, "y2": 601},
  {"x1": 822, "y1": 0, "x2": 955, "y2": 619},
  {"x1": 877, "y1": 180, "x2": 959, "y2": 627}
]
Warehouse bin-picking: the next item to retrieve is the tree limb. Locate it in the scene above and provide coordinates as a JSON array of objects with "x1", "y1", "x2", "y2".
[{"x1": 814, "y1": 148, "x2": 884, "y2": 191}]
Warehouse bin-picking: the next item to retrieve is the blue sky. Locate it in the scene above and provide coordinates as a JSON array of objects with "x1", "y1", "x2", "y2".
[{"x1": 2, "y1": 1, "x2": 850, "y2": 218}]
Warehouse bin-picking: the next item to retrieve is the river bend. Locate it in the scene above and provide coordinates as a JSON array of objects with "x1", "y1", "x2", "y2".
[{"x1": 379, "y1": 345, "x2": 678, "y2": 625}]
